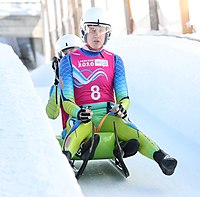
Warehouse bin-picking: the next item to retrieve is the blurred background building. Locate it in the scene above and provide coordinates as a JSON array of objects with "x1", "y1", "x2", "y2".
[{"x1": 0, "y1": 0, "x2": 199, "y2": 70}]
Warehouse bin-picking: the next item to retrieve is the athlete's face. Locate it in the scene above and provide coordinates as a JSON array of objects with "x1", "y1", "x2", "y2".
[{"x1": 86, "y1": 25, "x2": 107, "y2": 50}]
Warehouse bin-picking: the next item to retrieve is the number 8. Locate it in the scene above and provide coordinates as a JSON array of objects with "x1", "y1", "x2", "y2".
[{"x1": 91, "y1": 85, "x2": 101, "y2": 100}]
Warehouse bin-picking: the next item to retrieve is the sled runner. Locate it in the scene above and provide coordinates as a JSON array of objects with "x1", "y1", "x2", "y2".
[{"x1": 58, "y1": 121, "x2": 131, "y2": 179}]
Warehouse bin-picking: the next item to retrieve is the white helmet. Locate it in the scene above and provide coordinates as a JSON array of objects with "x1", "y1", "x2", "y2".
[
  {"x1": 80, "y1": 7, "x2": 111, "y2": 44},
  {"x1": 55, "y1": 34, "x2": 82, "y2": 58}
]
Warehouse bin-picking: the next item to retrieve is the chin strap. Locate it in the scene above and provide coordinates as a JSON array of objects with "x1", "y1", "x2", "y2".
[{"x1": 85, "y1": 44, "x2": 104, "y2": 51}]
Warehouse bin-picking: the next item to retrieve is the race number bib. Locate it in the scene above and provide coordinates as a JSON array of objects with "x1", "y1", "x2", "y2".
[{"x1": 91, "y1": 85, "x2": 101, "y2": 100}]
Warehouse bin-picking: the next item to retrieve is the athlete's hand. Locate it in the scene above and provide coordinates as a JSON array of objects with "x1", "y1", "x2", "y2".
[
  {"x1": 110, "y1": 104, "x2": 127, "y2": 119},
  {"x1": 77, "y1": 106, "x2": 93, "y2": 123}
]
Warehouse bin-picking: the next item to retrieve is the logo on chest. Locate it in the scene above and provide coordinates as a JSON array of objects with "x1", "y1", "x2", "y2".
[
  {"x1": 73, "y1": 64, "x2": 108, "y2": 88},
  {"x1": 78, "y1": 59, "x2": 108, "y2": 68}
]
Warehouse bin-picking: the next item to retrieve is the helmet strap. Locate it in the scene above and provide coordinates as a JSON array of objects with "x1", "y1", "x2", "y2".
[{"x1": 103, "y1": 32, "x2": 111, "y2": 45}]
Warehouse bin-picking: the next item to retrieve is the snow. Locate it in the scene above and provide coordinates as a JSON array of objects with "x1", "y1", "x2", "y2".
[
  {"x1": 0, "y1": 0, "x2": 41, "y2": 16},
  {"x1": 0, "y1": 44, "x2": 83, "y2": 197},
  {"x1": 1, "y1": 33, "x2": 200, "y2": 196}
]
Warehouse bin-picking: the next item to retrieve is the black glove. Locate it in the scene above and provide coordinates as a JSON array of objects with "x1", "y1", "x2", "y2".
[
  {"x1": 110, "y1": 104, "x2": 127, "y2": 119},
  {"x1": 54, "y1": 78, "x2": 59, "y2": 85},
  {"x1": 52, "y1": 57, "x2": 59, "y2": 85},
  {"x1": 77, "y1": 107, "x2": 93, "y2": 123}
]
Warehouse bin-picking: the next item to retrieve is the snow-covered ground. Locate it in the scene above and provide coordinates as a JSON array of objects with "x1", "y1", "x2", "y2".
[
  {"x1": 1, "y1": 33, "x2": 200, "y2": 196},
  {"x1": 0, "y1": 44, "x2": 83, "y2": 197}
]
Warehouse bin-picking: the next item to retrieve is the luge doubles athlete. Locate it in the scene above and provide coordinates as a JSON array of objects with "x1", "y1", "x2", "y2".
[{"x1": 59, "y1": 7, "x2": 177, "y2": 176}]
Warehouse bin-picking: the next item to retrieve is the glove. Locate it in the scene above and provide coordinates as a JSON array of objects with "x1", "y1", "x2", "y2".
[
  {"x1": 52, "y1": 57, "x2": 59, "y2": 85},
  {"x1": 77, "y1": 107, "x2": 93, "y2": 123},
  {"x1": 110, "y1": 104, "x2": 127, "y2": 119},
  {"x1": 54, "y1": 78, "x2": 59, "y2": 85}
]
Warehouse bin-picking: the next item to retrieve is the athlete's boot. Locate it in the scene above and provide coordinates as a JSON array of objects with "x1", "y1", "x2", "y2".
[
  {"x1": 153, "y1": 149, "x2": 177, "y2": 176},
  {"x1": 114, "y1": 139, "x2": 140, "y2": 158},
  {"x1": 62, "y1": 150, "x2": 73, "y2": 165},
  {"x1": 81, "y1": 134, "x2": 100, "y2": 160}
]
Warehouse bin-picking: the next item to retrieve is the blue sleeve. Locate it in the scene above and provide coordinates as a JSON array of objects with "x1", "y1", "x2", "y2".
[
  {"x1": 114, "y1": 55, "x2": 130, "y2": 109},
  {"x1": 59, "y1": 54, "x2": 80, "y2": 117}
]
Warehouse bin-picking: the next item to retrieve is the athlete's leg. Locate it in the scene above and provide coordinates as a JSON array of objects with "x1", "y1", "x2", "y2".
[
  {"x1": 64, "y1": 118, "x2": 92, "y2": 158},
  {"x1": 101, "y1": 115, "x2": 177, "y2": 175},
  {"x1": 101, "y1": 115, "x2": 159, "y2": 159}
]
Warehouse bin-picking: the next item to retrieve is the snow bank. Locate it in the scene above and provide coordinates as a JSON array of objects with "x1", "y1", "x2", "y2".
[
  {"x1": 30, "y1": 62, "x2": 55, "y2": 87},
  {"x1": 0, "y1": 43, "x2": 83, "y2": 197},
  {"x1": 106, "y1": 35, "x2": 200, "y2": 145}
]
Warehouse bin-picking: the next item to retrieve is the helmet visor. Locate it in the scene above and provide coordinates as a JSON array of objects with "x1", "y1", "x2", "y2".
[
  {"x1": 84, "y1": 24, "x2": 111, "y2": 35},
  {"x1": 58, "y1": 47, "x2": 78, "y2": 59},
  {"x1": 62, "y1": 47, "x2": 78, "y2": 54}
]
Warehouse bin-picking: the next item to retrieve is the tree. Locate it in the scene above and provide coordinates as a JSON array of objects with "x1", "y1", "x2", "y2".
[
  {"x1": 124, "y1": 0, "x2": 134, "y2": 34},
  {"x1": 91, "y1": 0, "x2": 95, "y2": 7},
  {"x1": 71, "y1": 0, "x2": 83, "y2": 36},
  {"x1": 179, "y1": 0, "x2": 193, "y2": 34},
  {"x1": 148, "y1": 0, "x2": 159, "y2": 31}
]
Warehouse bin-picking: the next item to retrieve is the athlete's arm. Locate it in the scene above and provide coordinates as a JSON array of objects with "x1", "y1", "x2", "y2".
[
  {"x1": 59, "y1": 54, "x2": 80, "y2": 117},
  {"x1": 113, "y1": 55, "x2": 130, "y2": 110},
  {"x1": 46, "y1": 85, "x2": 60, "y2": 119}
]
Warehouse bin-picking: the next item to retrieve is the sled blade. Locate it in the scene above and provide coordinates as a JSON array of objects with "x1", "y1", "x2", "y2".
[
  {"x1": 75, "y1": 122, "x2": 95, "y2": 179},
  {"x1": 112, "y1": 121, "x2": 130, "y2": 178}
]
